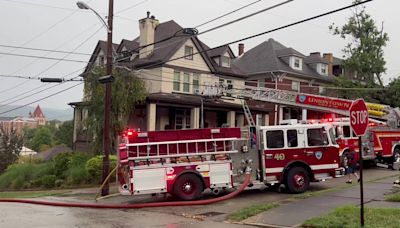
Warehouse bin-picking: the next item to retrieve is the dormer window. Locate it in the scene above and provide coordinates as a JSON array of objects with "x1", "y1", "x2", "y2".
[
  {"x1": 318, "y1": 63, "x2": 328, "y2": 75},
  {"x1": 98, "y1": 55, "x2": 105, "y2": 66},
  {"x1": 221, "y1": 56, "x2": 230, "y2": 67},
  {"x1": 290, "y1": 56, "x2": 302, "y2": 70}
]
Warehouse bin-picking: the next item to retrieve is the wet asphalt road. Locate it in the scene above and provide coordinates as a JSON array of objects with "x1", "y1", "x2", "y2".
[{"x1": 0, "y1": 167, "x2": 397, "y2": 228}]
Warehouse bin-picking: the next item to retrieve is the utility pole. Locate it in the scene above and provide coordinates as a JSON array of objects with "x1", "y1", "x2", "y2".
[{"x1": 102, "y1": 0, "x2": 114, "y2": 196}]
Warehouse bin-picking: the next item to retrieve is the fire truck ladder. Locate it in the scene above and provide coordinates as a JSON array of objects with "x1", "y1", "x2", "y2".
[
  {"x1": 242, "y1": 99, "x2": 255, "y2": 127},
  {"x1": 125, "y1": 137, "x2": 241, "y2": 161}
]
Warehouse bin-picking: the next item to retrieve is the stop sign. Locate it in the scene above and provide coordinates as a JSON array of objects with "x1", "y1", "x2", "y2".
[{"x1": 349, "y1": 99, "x2": 369, "y2": 136}]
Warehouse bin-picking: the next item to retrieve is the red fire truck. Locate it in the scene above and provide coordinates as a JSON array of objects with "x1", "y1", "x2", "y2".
[
  {"x1": 239, "y1": 86, "x2": 400, "y2": 168},
  {"x1": 117, "y1": 124, "x2": 342, "y2": 200}
]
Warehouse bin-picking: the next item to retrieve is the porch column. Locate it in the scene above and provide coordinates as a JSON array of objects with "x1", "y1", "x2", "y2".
[
  {"x1": 236, "y1": 114, "x2": 244, "y2": 127},
  {"x1": 227, "y1": 111, "x2": 236, "y2": 127},
  {"x1": 264, "y1": 114, "x2": 269, "y2": 126},
  {"x1": 191, "y1": 107, "x2": 200, "y2": 129},
  {"x1": 146, "y1": 103, "x2": 156, "y2": 131}
]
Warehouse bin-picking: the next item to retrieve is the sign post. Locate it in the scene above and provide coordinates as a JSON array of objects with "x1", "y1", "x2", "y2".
[{"x1": 349, "y1": 99, "x2": 369, "y2": 227}]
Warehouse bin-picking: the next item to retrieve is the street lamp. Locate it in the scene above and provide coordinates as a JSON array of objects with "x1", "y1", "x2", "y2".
[{"x1": 77, "y1": 0, "x2": 114, "y2": 196}]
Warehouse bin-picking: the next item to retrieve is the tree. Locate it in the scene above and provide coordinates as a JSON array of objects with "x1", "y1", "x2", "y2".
[
  {"x1": 54, "y1": 120, "x2": 73, "y2": 148},
  {"x1": 383, "y1": 78, "x2": 400, "y2": 108},
  {"x1": 30, "y1": 127, "x2": 53, "y2": 152},
  {"x1": 0, "y1": 126, "x2": 23, "y2": 173},
  {"x1": 329, "y1": 0, "x2": 389, "y2": 86},
  {"x1": 84, "y1": 66, "x2": 147, "y2": 153}
]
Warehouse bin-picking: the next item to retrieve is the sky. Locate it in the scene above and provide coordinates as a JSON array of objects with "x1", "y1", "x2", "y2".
[{"x1": 0, "y1": 0, "x2": 398, "y2": 114}]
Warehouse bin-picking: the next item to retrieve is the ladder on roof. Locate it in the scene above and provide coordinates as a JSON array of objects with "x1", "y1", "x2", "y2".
[{"x1": 242, "y1": 99, "x2": 255, "y2": 127}]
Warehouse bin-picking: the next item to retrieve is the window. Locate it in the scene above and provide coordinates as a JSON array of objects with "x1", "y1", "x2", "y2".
[
  {"x1": 183, "y1": 73, "x2": 190, "y2": 92},
  {"x1": 173, "y1": 71, "x2": 180, "y2": 91},
  {"x1": 290, "y1": 56, "x2": 303, "y2": 70},
  {"x1": 318, "y1": 86, "x2": 326, "y2": 95},
  {"x1": 329, "y1": 128, "x2": 337, "y2": 145},
  {"x1": 320, "y1": 64, "x2": 328, "y2": 75},
  {"x1": 266, "y1": 130, "x2": 284, "y2": 149},
  {"x1": 175, "y1": 109, "x2": 191, "y2": 129},
  {"x1": 226, "y1": 80, "x2": 233, "y2": 89},
  {"x1": 184, "y1": 46, "x2": 193, "y2": 60},
  {"x1": 287, "y1": 130, "x2": 298, "y2": 147},
  {"x1": 257, "y1": 79, "x2": 264, "y2": 88},
  {"x1": 291, "y1": 81, "x2": 300, "y2": 92},
  {"x1": 221, "y1": 56, "x2": 230, "y2": 67},
  {"x1": 192, "y1": 74, "x2": 199, "y2": 93},
  {"x1": 343, "y1": 126, "x2": 351, "y2": 138},
  {"x1": 98, "y1": 55, "x2": 105, "y2": 66},
  {"x1": 307, "y1": 128, "x2": 329, "y2": 146}
]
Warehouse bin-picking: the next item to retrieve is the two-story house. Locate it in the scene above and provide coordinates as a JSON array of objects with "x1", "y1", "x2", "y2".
[
  {"x1": 234, "y1": 38, "x2": 338, "y2": 124},
  {"x1": 69, "y1": 13, "x2": 263, "y2": 150}
]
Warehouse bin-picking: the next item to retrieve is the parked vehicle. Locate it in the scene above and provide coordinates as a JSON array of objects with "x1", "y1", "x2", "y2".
[{"x1": 116, "y1": 124, "x2": 342, "y2": 200}]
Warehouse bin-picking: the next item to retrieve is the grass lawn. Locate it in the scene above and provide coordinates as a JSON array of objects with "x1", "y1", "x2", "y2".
[
  {"x1": 385, "y1": 191, "x2": 400, "y2": 202},
  {"x1": 227, "y1": 203, "x2": 279, "y2": 222},
  {"x1": 0, "y1": 190, "x2": 70, "y2": 198},
  {"x1": 303, "y1": 205, "x2": 400, "y2": 228}
]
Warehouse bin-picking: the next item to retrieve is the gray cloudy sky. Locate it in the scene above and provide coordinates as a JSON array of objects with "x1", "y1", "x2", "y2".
[{"x1": 0, "y1": 0, "x2": 398, "y2": 113}]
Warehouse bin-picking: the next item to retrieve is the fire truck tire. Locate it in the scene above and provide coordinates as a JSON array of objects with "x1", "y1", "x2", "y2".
[
  {"x1": 173, "y1": 173, "x2": 204, "y2": 201},
  {"x1": 393, "y1": 147, "x2": 400, "y2": 164},
  {"x1": 285, "y1": 167, "x2": 309, "y2": 194}
]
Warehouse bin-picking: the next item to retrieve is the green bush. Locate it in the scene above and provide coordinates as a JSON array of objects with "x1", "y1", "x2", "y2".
[
  {"x1": 40, "y1": 175, "x2": 56, "y2": 188},
  {"x1": 85, "y1": 155, "x2": 117, "y2": 183},
  {"x1": 66, "y1": 166, "x2": 89, "y2": 185},
  {"x1": 53, "y1": 153, "x2": 71, "y2": 178}
]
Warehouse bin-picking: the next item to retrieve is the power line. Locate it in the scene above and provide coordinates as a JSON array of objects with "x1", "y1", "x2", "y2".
[
  {"x1": 0, "y1": 52, "x2": 89, "y2": 63},
  {"x1": 115, "y1": 0, "x2": 149, "y2": 14},
  {"x1": 0, "y1": 82, "x2": 83, "y2": 115},
  {"x1": 0, "y1": 44, "x2": 92, "y2": 56},
  {"x1": 195, "y1": 0, "x2": 263, "y2": 28},
  {"x1": 137, "y1": 0, "x2": 373, "y2": 70}
]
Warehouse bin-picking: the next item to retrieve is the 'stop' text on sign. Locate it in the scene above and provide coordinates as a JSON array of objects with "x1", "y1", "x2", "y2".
[{"x1": 349, "y1": 99, "x2": 369, "y2": 136}]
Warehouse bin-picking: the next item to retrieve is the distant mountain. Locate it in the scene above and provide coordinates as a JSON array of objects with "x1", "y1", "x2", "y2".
[{"x1": 0, "y1": 105, "x2": 73, "y2": 121}]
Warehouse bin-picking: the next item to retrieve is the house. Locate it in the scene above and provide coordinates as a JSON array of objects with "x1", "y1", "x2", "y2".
[
  {"x1": 0, "y1": 105, "x2": 47, "y2": 135},
  {"x1": 29, "y1": 105, "x2": 46, "y2": 126},
  {"x1": 69, "y1": 13, "x2": 343, "y2": 151},
  {"x1": 234, "y1": 38, "x2": 340, "y2": 124}
]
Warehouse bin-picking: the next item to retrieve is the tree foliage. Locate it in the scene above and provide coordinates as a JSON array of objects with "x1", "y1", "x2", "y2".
[
  {"x1": 30, "y1": 127, "x2": 53, "y2": 152},
  {"x1": 329, "y1": 0, "x2": 388, "y2": 86},
  {"x1": 0, "y1": 126, "x2": 23, "y2": 173},
  {"x1": 54, "y1": 121, "x2": 73, "y2": 148},
  {"x1": 84, "y1": 67, "x2": 147, "y2": 153}
]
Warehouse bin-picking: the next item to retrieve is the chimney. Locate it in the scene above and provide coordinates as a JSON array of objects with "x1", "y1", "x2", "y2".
[
  {"x1": 323, "y1": 53, "x2": 333, "y2": 75},
  {"x1": 139, "y1": 11, "x2": 159, "y2": 59},
  {"x1": 310, "y1": 52, "x2": 321, "y2": 57},
  {"x1": 238, "y1": 43, "x2": 244, "y2": 56}
]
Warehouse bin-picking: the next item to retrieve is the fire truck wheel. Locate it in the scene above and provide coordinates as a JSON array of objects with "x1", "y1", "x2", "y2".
[
  {"x1": 285, "y1": 167, "x2": 309, "y2": 194},
  {"x1": 173, "y1": 173, "x2": 203, "y2": 201},
  {"x1": 393, "y1": 148, "x2": 400, "y2": 164}
]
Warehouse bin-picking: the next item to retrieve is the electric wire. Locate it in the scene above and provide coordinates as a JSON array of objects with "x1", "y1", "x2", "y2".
[
  {"x1": 0, "y1": 44, "x2": 92, "y2": 56},
  {"x1": 0, "y1": 52, "x2": 89, "y2": 63}
]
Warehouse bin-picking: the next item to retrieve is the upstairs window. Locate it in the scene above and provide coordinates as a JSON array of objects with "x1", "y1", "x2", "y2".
[
  {"x1": 318, "y1": 63, "x2": 328, "y2": 75},
  {"x1": 291, "y1": 81, "x2": 300, "y2": 92},
  {"x1": 183, "y1": 73, "x2": 190, "y2": 92},
  {"x1": 192, "y1": 74, "x2": 200, "y2": 93},
  {"x1": 98, "y1": 55, "x2": 105, "y2": 66},
  {"x1": 290, "y1": 56, "x2": 303, "y2": 70},
  {"x1": 184, "y1": 46, "x2": 193, "y2": 60},
  {"x1": 221, "y1": 56, "x2": 230, "y2": 67},
  {"x1": 173, "y1": 71, "x2": 181, "y2": 91}
]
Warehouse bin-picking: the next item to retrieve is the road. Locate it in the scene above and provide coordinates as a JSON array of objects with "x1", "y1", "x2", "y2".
[{"x1": 0, "y1": 167, "x2": 397, "y2": 228}]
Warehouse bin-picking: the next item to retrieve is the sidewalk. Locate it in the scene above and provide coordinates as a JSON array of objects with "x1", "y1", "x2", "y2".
[{"x1": 243, "y1": 175, "x2": 400, "y2": 228}]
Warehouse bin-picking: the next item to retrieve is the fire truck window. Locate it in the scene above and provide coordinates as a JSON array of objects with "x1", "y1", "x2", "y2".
[
  {"x1": 307, "y1": 128, "x2": 329, "y2": 146},
  {"x1": 287, "y1": 130, "x2": 298, "y2": 147},
  {"x1": 343, "y1": 126, "x2": 351, "y2": 138},
  {"x1": 266, "y1": 130, "x2": 284, "y2": 148}
]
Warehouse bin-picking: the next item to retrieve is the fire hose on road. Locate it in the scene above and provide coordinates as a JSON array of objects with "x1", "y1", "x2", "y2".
[{"x1": 0, "y1": 173, "x2": 251, "y2": 209}]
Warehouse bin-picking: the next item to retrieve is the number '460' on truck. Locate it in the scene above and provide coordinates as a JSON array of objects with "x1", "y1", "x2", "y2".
[{"x1": 117, "y1": 124, "x2": 343, "y2": 200}]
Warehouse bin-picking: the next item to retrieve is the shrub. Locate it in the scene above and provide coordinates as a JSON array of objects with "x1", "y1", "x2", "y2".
[
  {"x1": 66, "y1": 166, "x2": 89, "y2": 185},
  {"x1": 85, "y1": 155, "x2": 117, "y2": 183},
  {"x1": 53, "y1": 153, "x2": 71, "y2": 178},
  {"x1": 40, "y1": 175, "x2": 57, "y2": 188}
]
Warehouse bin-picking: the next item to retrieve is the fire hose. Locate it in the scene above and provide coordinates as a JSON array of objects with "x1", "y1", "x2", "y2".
[{"x1": 0, "y1": 173, "x2": 251, "y2": 209}]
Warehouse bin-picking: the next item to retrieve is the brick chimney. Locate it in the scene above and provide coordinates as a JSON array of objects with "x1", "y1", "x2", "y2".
[
  {"x1": 323, "y1": 53, "x2": 333, "y2": 75},
  {"x1": 139, "y1": 11, "x2": 159, "y2": 59},
  {"x1": 238, "y1": 43, "x2": 244, "y2": 56}
]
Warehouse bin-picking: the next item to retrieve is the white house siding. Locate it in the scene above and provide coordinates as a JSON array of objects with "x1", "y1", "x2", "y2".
[
  {"x1": 168, "y1": 39, "x2": 210, "y2": 72},
  {"x1": 139, "y1": 68, "x2": 162, "y2": 93}
]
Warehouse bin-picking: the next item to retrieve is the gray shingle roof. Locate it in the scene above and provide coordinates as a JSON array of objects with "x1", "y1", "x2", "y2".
[
  {"x1": 305, "y1": 53, "x2": 329, "y2": 64},
  {"x1": 233, "y1": 38, "x2": 334, "y2": 83}
]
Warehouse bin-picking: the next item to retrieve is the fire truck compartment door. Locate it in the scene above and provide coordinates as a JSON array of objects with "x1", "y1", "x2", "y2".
[
  {"x1": 209, "y1": 163, "x2": 231, "y2": 188},
  {"x1": 132, "y1": 168, "x2": 167, "y2": 193}
]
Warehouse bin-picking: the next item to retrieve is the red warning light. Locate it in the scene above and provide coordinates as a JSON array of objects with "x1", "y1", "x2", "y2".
[
  {"x1": 126, "y1": 129, "x2": 138, "y2": 138},
  {"x1": 328, "y1": 118, "x2": 333, "y2": 122}
]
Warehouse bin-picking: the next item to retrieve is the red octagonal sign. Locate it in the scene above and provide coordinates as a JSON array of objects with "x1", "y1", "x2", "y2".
[{"x1": 349, "y1": 99, "x2": 369, "y2": 136}]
